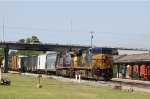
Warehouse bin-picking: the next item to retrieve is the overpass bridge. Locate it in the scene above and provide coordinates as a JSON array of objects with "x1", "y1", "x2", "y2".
[
  {"x1": 0, "y1": 42, "x2": 91, "y2": 51},
  {"x1": 0, "y1": 42, "x2": 149, "y2": 73},
  {"x1": 0, "y1": 42, "x2": 91, "y2": 73},
  {"x1": 0, "y1": 42, "x2": 148, "y2": 51}
]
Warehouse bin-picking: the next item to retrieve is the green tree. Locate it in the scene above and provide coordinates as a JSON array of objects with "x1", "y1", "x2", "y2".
[
  {"x1": 16, "y1": 50, "x2": 44, "y2": 56},
  {"x1": 31, "y1": 36, "x2": 38, "y2": 42},
  {"x1": 16, "y1": 36, "x2": 44, "y2": 56},
  {"x1": 18, "y1": 39, "x2": 25, "y2": 43},
  {"x1": 0, "y1": 48, "x2": 4, "y2": 66},
  {"x1": 26, "y1": 38, "x2": 31, "y2": 43},
  {"x1": 26, "y1": 36, "x2": 39, "y2": 43}
]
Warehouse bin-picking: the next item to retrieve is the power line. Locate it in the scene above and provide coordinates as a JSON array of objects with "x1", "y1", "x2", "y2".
[
  {"x1": 0, "y1": 26, "x2": 72, "y2": 32},
  {"x1": 3, "y1": 31, "x2": 150, "y2": 42},
  {"x1": 0, "y1": 26, "x2": 150, "y2": 37}
]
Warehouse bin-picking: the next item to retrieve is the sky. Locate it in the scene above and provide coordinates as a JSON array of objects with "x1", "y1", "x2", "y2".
[{"x1": 0, "y1": 1, "x2": 150, "y2": 49}]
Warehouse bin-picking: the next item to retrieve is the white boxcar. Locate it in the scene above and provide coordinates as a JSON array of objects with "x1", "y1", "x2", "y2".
[
  {"x1": 18, "y1": 55, "x2": 27, "y2": 72},
  {"x1": 37, "y1": 52, "x2": 58, "y2": 72},
  {"x1": 37, "y1": 54, "x2": 46, "y2": 70}
]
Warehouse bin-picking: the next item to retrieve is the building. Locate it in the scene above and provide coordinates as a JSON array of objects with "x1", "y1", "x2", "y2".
[{"x1": 113, "y1": 53, "x2": 150, "y2": 80}]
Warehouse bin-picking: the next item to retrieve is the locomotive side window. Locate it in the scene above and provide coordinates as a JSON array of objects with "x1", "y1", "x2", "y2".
[{"x1": 91, "y1": 48, "x2": 112, "y2": 55}]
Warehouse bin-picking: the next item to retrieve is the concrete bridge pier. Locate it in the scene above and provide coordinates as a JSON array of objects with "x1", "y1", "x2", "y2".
[
  {"x1": 4, "y1": 47, "x2": 9, "y2": 73},
  {"x1": 0, "y1": 66, "x2": 1, "y2": 80}
]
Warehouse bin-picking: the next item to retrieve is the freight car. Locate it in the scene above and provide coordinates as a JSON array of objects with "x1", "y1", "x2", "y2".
[
  {"x1": 11, "y1": 56, "x2": 18, "y2": 71},
  {"x1": 56, "y1": 47, "x2": 114, "y2": 80},
  {"x1": 37, "y1": 52, "x2": 58, "y2": 74},
  {"x1": 10, "y1": 52, "x2": 58, "y2": 74},
  {"x1": 25, "y1": 56, "x2": 38, "y2": 72},
  {"x1": 18, "y1": 56, "x2": 27, "y2": 73},
  {"x1": 11, "y1": 55, "x2": 26, "y2": 72}
]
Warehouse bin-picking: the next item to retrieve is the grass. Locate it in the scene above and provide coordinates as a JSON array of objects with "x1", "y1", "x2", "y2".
[{"x1": 0, "y1": 73, "x2": 150, "y2": 99}]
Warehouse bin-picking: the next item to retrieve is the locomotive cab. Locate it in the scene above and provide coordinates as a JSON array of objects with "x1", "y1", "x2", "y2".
[{"x1": 91, "y1": 48, "x2": 113, "y2": 80}]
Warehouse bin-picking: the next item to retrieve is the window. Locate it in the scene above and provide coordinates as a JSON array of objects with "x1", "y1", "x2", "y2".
[{"x1": 91, "y1": 48, "x2": 112, "y2": 55}]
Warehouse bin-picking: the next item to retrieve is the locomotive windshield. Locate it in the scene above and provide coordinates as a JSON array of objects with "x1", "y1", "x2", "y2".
[{"x1": 91, "y1": 48, "x2": 112, "y2": 55}]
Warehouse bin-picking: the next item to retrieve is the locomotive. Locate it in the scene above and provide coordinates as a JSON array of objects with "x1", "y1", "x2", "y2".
[{"x1": 56, "y1": 47, "x2": 113, "y2": 80}]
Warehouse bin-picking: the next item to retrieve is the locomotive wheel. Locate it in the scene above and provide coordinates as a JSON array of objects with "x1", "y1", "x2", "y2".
[
  {"x1": 103, "y1": 73, "x2": 110, "y2": 81},
  {"x1": 92, "y1": 69, "x2": 100, "y2": 81},
  {"x1": 93, "y1": 74, "x2": 99, "y2": 81},
  {"x1": 103, "y1": 68, "x2": 112, "y2": 81}
]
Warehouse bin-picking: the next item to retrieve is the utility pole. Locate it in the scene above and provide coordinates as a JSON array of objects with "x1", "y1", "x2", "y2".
[
  {"x1": 90, "y1": 31, "x2": 94, "y2": 67},
  {"x1": 70, "y1": 19, "x2": 72, "y2": 45},
  {"x1": 90, "y1": 31, "x2": 94, "y2": 48},
  {"x1": 2, "y1": 13, "x2": 4, "y2": 42}
]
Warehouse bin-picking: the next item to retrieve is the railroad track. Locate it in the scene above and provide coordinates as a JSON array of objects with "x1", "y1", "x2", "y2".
[
  {"x1": 74, "y1": 77, "x2": 150, "y2": 89},
  {"x1": 107, "y1": 80, "x2": 150, "y2": 89}
]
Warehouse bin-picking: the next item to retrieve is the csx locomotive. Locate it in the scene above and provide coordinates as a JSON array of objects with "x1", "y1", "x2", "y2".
[{"x1": 56, "y1": 47, "x2": 113, "y2": 80}]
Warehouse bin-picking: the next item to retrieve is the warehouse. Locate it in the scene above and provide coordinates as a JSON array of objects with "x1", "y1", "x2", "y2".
[{"x1": 113, "y1": 53, "x2": 150, "y2": 80}]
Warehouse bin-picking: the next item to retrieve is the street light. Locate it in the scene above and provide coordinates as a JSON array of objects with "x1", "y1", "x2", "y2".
[
  {"x1": 90, "y1": 31, "x2": 94, "y2": 48},
  {"x1": 90, "y1": 31, "x2": 94, "y2": 67},
  {"x1": 2, "y1": 13, "x2": 5, "y2": 42}
]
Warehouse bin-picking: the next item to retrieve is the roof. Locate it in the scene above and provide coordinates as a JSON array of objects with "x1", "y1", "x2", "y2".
[
  {"x1": 114, "y1": 53, "x2": 150, "y2": 64},
  {"x1": 117, "y1": 50, "x2": 149, "y2": 55}
]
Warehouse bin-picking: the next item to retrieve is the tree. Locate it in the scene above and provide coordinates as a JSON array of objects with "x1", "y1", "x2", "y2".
[
  {"x1": 0, "y1": 48, "x2": 4, "y2": 66},
  {"x1": 26, "y1": 36, "x2": 39, "y2": 43},
  {"x1": 16, "y1": 36, "x2": 44, "y2": 56},
  {"x1": 16, "y1": 50, "x2": 44, "y2": 56},
  {"x1": 26, "y1": 38, "x2": 31, "y2": 43},
  {"x1": 18, "y1": 39, "x2": 25, "y2": 43},
  {"x1": 31, "y1": 36, "x2": 38, "y2": 42}
]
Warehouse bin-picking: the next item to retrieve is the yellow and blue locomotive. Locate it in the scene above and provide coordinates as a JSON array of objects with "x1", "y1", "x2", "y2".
[{"x1": 56, "y1": 47, "x2": 113, "y2": 80}]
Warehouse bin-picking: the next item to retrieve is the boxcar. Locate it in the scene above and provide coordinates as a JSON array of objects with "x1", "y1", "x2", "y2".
[
  {"x1": 18, "y1": 56, "x2": 27, "y2": 73},
  {"x1": 11, "y1": 56, "x2": 19, "y2": 71},
  {"x1": 37, "y1": 52, "x2": 58, "y2": 74}
]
